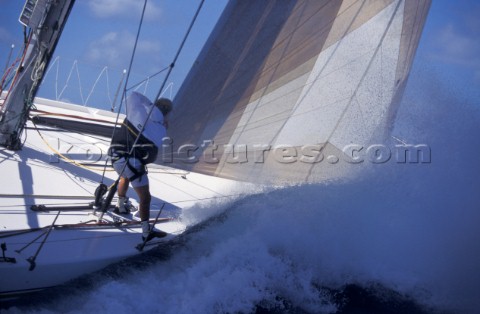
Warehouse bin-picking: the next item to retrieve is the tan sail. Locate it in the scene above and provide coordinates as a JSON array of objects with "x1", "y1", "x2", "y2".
[{"x1": 168, "y1": 0, "x2": 431, "y2": 184}]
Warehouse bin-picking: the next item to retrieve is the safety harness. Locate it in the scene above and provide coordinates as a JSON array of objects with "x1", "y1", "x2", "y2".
[
  {"x1": 109, "y1": 119, "x2": 157, "y2": 182},
  {"x1": 111, "y1": 153, "x2": 148, "y2": 182}
]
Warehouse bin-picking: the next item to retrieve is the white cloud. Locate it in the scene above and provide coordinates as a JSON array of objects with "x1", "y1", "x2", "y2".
[
  {"x1": 87, "y1": 0, "x2": 162, "y2": 20},
  {"x1": 87, "y1": 31, "x2": 161, "y2": 69}
]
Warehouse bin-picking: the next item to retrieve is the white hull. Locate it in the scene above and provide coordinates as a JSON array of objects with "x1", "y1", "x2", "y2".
[
  {"x1": 1, "y1": 213, "x2": 182, "y2": 297},
  {"x1": 0, "y1": 97, "x2": 252, "y2": 297}
]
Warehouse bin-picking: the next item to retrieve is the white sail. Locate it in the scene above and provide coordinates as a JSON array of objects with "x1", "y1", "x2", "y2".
[{"x1": 168, "y1": 0, "x2": 431, "y2": 184}]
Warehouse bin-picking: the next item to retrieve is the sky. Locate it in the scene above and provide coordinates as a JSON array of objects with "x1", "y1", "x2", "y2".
[
  {"x1": 0, "y1": 0, "x2": 479, "y2": 111},
  {"x1": 411, "y1": 0, "x2": 480, "y2": 99},
  {"x1": 0, "y1": 0, "x2": 228, "y2": 109}
]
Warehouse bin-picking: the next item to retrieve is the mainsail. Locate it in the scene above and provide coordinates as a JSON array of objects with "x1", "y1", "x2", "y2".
[{"x1": 168, "y1": 0, "x2": 431, "y2": 184}]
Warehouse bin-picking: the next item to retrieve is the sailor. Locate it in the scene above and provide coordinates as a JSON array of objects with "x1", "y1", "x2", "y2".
[{"x1": 108, "y1": 92, "x2": 172, "y2": 242}]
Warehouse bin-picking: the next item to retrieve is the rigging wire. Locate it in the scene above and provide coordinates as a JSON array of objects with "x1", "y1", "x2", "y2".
[
  {"x1": 111, "y1": 69, "x2": 127, "y2": 112},
  {"x1": 126, "y1": 65, "x2": 170, "y2": 92},
  {"x1": 0, "y1": 1, "x2": 238, "y2": 254},
  {"x1": 0, "y1": 44, "x2": 16, "y2": 93},
  {"x1": 114, "y1": 0, "x2": 206, "y2": 182},
  {"x1": 98, "y1": 0, "x2": 149, "y2": 184},
  {"x1": 1, "y1": 28, "x2": 33, "y2": 109},
  {"x1": 85, "y1": 66, "x2": 111, "y2": 106},
  {"x1": 0, "y1": 191, "x2": 248, "y2": 211},
  {"x1": 153, "y1": 0, "x2": 205, "y2": 102},
  {"x1": 6, "y1": 0, "x2": 213, "y2": 220},
  {"x1": 2, "y1": 44, "x2": 15, "y2": 76},
  {"x1": 99, "y1": 0, "x2": 205, "y2": 193}
]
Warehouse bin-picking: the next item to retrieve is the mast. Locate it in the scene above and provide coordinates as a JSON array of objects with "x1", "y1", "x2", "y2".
[{"x1": 0, "y1": 0, "x2": 76, "y2": 150}]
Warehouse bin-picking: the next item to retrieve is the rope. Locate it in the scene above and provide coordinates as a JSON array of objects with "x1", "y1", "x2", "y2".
[{"x1": 31, "y1": 119, "x2": 115, "y2": 172}]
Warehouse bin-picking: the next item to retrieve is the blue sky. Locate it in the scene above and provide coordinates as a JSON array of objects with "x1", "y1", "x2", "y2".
[
  {"x1": 0, "y1": 0, "x2": 479, "y2": 111},
  {"x1": 413, "y1": 0, "x2": 480, "y2": 99},
  {"x1": 0, "y1": 0, "x2": 228, "y2": 109}
]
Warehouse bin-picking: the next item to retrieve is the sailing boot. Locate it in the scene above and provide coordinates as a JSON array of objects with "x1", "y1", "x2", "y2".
[
  {"x1": 141, "y1": 221, "x2": 167, "y2": 242},
  {"x1": 114, "y1": 196, "x2": 130, "y2": 214}
]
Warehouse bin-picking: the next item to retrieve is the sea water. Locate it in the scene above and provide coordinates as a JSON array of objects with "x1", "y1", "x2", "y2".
[{"x1": 3, "y1": 72, "x2": 480, "y2": 314}]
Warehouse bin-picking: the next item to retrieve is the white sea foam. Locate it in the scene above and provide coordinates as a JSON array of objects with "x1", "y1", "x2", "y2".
[{"x1": 7, "y1": 161, "x2": 479, "y2": 313}]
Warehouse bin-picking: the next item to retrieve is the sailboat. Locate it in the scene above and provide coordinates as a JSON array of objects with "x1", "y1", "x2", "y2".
[{"x1": 0, "y1": 0, "x2": 430, "y2": 299}]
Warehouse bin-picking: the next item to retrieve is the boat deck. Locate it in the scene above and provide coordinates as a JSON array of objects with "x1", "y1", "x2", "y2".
[{"x1": 0, "y1": 98, "x2": 255, "y2": 296}]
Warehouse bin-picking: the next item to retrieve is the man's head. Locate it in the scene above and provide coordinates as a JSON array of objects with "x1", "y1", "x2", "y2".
[{"x1": 154, "y1": 98, "x2": 173, "y2": 116}]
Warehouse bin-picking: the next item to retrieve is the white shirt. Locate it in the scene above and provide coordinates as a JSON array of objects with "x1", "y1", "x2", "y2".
[{"x1": 125, "y1": 92, "x2": 166, "y2": 148}]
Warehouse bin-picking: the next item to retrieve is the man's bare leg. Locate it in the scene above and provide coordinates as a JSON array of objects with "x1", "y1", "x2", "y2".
[
  {"x1": 117, "y1": 177, "x2": 129, "y2": 198},
  {"x1": 134, "y1": 184, "x2": 166, "y2": 240},
  {"x1": 115, "y1": 177, "x2": 130, "y2": 213},
  {"x1": 133, "y1": 184, "x2": 151, "y2": 222}
]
